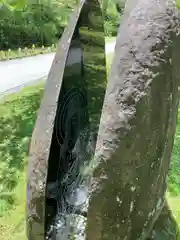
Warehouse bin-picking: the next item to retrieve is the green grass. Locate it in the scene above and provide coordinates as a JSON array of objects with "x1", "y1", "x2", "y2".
[
  {"x1": 105, "y1": 36, "x2": 116, "y2": 43},
  {"x1": 0, "y1": 52, "x2": 179, "y2": 239},
  {"x1": 0, "y1": 82, "x2": 44, "y2": 240},
  {"x1": 168, "y1": 108, "x2": 180, "y2": 196},
  {"x1": 0, "y1": 45, "x2": 57, "y2": 61},
  {"x1": 167, "y1": 108, "x2": 180, "y2": 229}
]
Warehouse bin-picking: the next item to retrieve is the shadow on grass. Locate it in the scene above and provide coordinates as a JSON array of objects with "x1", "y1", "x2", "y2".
[{"x1": 0, "y1": 84, "x2": 44, "y2": 216}]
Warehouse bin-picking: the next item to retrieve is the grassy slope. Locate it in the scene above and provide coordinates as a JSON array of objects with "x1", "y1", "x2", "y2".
[
  {"x1": 0, "y1": 45, "x2": 57, "y2": 61},
  {"x1": 168, "y1": 108, "x2": 180, "y2": 196},
  {"x1": 168, "y1": 108, "x2": 180, "y2": 228},
  {"x1": 105, "y1": 36, "x2": 117, "y2": 43},
  {"x1": 0, "y1": 53, "x2": 179, "y2": 239},
  {"x1": 0, "y1": 83, "x2": 44, "y2": 240}
]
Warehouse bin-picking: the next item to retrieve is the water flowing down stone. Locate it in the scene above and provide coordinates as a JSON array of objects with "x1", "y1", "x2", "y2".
[{"x1": 26, "y1": 0, "x2": 107, "y2": 239}]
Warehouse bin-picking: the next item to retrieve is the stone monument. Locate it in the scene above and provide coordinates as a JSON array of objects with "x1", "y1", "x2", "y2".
[
  {"x1": 26, "y1": 0, "x2": 107, "y2": 239},
  {"x1": 26, "y1": 0, "x2": 180, "y2": 239},
  {"x1": 86, "y1": 0, "x2": 180, "y2": 239}
]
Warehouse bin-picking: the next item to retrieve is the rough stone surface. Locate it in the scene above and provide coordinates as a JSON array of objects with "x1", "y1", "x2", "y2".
[
  {"x1": 26, "y1": 0, "x2": 107, "y2": 239},
  {"x1": 86, "y1": 0, "x2": 180, "y2": 239},
  {"x1": 149, "y1": 200, "x2": 179, "y2": 240},
  {"x1": 26, "y1": 1, "x2": 85, "y2": 239}
]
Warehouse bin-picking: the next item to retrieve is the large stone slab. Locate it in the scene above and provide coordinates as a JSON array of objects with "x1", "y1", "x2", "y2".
[
  {"x1": 26, "y1": 0, "x2": 107, "y2": 239},
  {"x1": 86, "y1": 0, "x2": 180, "y2": 239}
]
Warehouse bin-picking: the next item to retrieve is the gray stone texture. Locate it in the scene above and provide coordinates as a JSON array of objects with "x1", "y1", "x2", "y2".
[
  {"x1": 26, "y1": 1, "x2": 85, "y2": 239},
  {"x1": 86, "y1": 0, "x2": 180, "y2": 239}
]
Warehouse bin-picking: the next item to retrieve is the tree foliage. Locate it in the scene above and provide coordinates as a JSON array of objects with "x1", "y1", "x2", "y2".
[
  {"x1": 177, "y1": 0, "x2": 180, "y2": 11},
  {"x1": 0, "y1": 1, "x2": 66, "y2": 49},
  {"x1": 0, "y1": 0, "x2": 121, "y2": 50}
]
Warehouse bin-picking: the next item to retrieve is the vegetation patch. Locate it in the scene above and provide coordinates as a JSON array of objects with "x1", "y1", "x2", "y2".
[
  {"x1": 168, "y1": 108, "x2": 180, "y2": 196},
  {"x1": 0, "y1": 44, "x2": 57, "y2": 61},
  {"x1": 0, "y1": 82, "x2": 44, "y2": 216},
  {"x1": 0, "y1": 0, "x2": 120, "y2": 52}
]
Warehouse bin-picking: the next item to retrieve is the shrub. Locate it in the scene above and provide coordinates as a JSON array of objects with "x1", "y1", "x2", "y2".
[
  {"x1": 104, "y1": 1, "x2": 121, "y2": 37},
  {"x1": 0, "y1": 83, "x2": 44, "y2": 216},
  {"x1": 0, "y1": 1, "x2": 64, "y2": 50}
]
